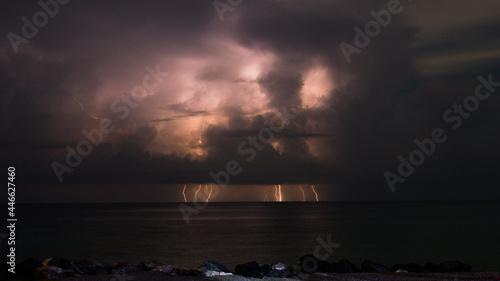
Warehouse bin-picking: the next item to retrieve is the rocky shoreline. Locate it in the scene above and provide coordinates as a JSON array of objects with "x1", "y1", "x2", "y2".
[{"x1": 2, "y1": 255, "x2": 499, "y2": 281}]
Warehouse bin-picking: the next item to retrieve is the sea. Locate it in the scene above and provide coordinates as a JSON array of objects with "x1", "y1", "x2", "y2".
[{"x1": 5, "y1": 201, "x2": 500, "y2": 271}]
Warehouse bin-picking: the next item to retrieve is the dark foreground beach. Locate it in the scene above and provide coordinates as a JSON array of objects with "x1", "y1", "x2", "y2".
[
  {"x1": 14, "y1": 271, "x2": 500, "y2": 281},
  {"x1": 4, "y1": 258, "x2": 500, "y2": 281}
]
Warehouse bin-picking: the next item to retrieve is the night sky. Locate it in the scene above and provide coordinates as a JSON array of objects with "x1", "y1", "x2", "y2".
[{"x1": 1, "y1": 0, "x2": 500, "y2": 202}]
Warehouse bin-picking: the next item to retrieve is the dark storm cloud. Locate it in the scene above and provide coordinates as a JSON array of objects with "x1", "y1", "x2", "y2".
[{"x1": 1, "y1": 0, "x2": 500, "y2": 201}]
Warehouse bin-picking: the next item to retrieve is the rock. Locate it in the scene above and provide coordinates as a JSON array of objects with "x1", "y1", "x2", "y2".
[
  {"x1": 272, "y1": 262, "x2": 288, "y2": 271},
  {"x1": 423, "y1": 262, "x2": 444, "y2": 273},
  {"x1": 440, "y1": 260, "x2": 471, "y2": 272},
  {"x1": 16, "y1": 258, "x2": 43, "y2": 277},
  {"x1": 361, "y1": 260, "x2": 388, "y2": 272},
  {"x1": 298, "y1": 254, "x2": 320, "y2": 273},
  {"x1": 407, "y1": 262, "x2": 423, "y2": 272},
  {"x1": 260, "y1": 263, "x2": 272, "y2": 273},
  {"x1": 184, "y1": 268, "x2": 205, "y2": 276},
  {"x1": 235, "y1": 261, "x2": 264, "y2": 278},
  {"x1": 337, "y1": 259, "x2": 359, "y2": 273},
  {"x1": 318, "y1": 260, "x2": 338, "y2": 273},
  {"x1": 179, "y1": 267, "x2": 194, "y2": 275},
  {"x1": 43, "y1": 257, "x2": 72, "y2": 269},
  {"x1": 137, "y1": 260, "x2": 163, "y2": 271},
  {"x1": 152, "y1": 264, "x2": 179, "y2": 275},
  {"x1": 265, "y1": 269, "x2": 290, "y2": 278},
  {"x1": 392, "y1": 262, "x2": 422, "y2": 273},
  {"x1": 199, "y1": 260, "x2": 230, "y2": 273},
  {"x1": 35, "y1": 265, "x2": 74, "y2": 279},
  {"x1": 391, "y1": 263, "x2": 406, "y2": 272},
  {"x1": 204, "y1": 270, "x2": 233, "y2": 277},
  {"x1": 396, "y1": 269, "x2": 408, "y2": 273},
  {"x1": 113, "y1": 262, "x2": 141, "y2": 274},
  {"x1": 70, "y1": 259, "x2": 112, "y2": 275}
]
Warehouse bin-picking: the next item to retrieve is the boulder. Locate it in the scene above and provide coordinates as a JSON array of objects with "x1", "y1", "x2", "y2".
[
  {"x1": 203, "y1": 270, "x2": 233, "y2": 277},
  {"x1": 423, "y1": 262, "x2": 444, "y2": 273},
  {"x1": 318, "y1": 260, "x2": 338, "y2": 273},
  {"x1": 391, "y1": 262, "x2": 423, "y2": 273},
  {"x1": 272, "y1": 262, "x2": 288, "y2": 271},
  {"x1": 199, "y1": 260, "x2": 230, "y2": 273},
  {"x1": 235, "y1": 261, "x2": 264, "y2": 278},
  {"x1": 265, "y1": 269, "x2": 290, "y2": 278},
  {"x1": 181, "y1": 267, "x2": 204, "y2": 276},
  {"x1": 16, "y1": 258, "x2": 43, "y2": 277},
  {"x1": 43, "y1": 257, "x2": 72, "y2": 269},
  {"x1": 396, "y1": 269, "x2": 408, "y2": 273},
  {"x1": 361, "y1": 260, "x2": 388, "y2": 272},
  {"x1": 391, "y1": 263, "x2": 406, "y2": 272},
  {"x1": 260, "y1": 263, "x2": 272, "y2": 273},
  {"x1": 152, "y1": 264, "x2": 179, "y2": 275},
  {"x1": 337, "y1": 259, "x2": 359, "y2": 273},
  {"x1": 137, "y1": 260, "x2": 163, "y2": 271},
  {"x1": 113, "y1": 262, "x2": 141, "y2": 274},
  {"x1": 298, "y1": 254, "x2": 320, "y2": 273},
  {"x1": 406, "y1": 262, "x2": 423, "y2": 272},
  {"x1": 35, "y1": 265, "x2": 74, "y2": 279},
  {"x1": 440, "y1": 260, "x2": 471, "y2": 272},
  {"x1": 70, "y1": 259, "x2": 112, "y2": 275}
]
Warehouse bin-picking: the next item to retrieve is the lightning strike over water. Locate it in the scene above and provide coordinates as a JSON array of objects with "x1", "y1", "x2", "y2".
[
  {"x1": 182, "y1": 185, "x2": 187, "y2": 203},
  {"x1": 205, "y1": 185, "x2": 213, "y2": 202},
  {"x1": 278, "y1": 185, "x2": 283, "y2": 202},
  {"x1": 274, "y1": 185, "x2": 279, "y2": 202},
  {"x1": 193, "y1": 185, "x2": 202, "y2": 201},
  {"x1": 73, "y1": 96, "x2": 101, "y2": 120},
  {"x1": 299, "y1": 185, "x2": 306, "y2": 201},
  {"x1": 311, "y1": 185, "x2": 319, "y2": 202}
]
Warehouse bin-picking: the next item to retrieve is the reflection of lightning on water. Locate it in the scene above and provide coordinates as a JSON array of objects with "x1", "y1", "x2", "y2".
[
  {"x1": 73, "y1": 96, "x2": 100, "y2": 120},
  {"x1": 278, "y1": 184, "x2": 282, "y2": 202},
  {"x1": 274, "y1": 185, "x2": 279, "y2": 201},
  {"x1": 182, "y1": 184, "x2": 187, "y2": 203},
  {"x1": 205, "y1": 184, "x2": 213, "y2": 202},
  {"x1": 299, "y1": 185, "x2": 306, "y2": 201},
  {"x1": 193, "y1": 185, "x2": 202, "y2": 201},
  {"x1": 311, "y1": 185, "x2": 319, "y2": 202}
]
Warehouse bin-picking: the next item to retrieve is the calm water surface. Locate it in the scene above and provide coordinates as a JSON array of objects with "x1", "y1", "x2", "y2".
[{"x1": 8, "y1": 201, "x2": 500, "y2": 270}]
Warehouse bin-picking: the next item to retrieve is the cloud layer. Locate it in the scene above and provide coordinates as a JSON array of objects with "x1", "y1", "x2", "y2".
[{"x1": 1, "y1": 0, "x2": 500, "y2": 200}]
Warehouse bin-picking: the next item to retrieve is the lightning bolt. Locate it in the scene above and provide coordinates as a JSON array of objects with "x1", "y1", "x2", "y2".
[
  {"x1": 278, "y1": 184, "x2": 282, "y2": 202},
  {"x1": 299, "y1": 185, "x2": 306, "y2": 202},
  {"x1": 73, "y1": 96, "x2": 101, "y2": 120},
  {"x1": 182, "y1": 184, "x2": 187, "y2": 203},
  {"x1": 193, "y1": 185, "x2": 202, "y2": 201},
  {"x1": 205, "y1": 184, "x2": 213, "y2": 202},
  {"x1": 311, "y1": 185, "x2": 319, "y2": 202},
  {"x1": 274, "y1": 185, "x2": 279, "y2": 201}
]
